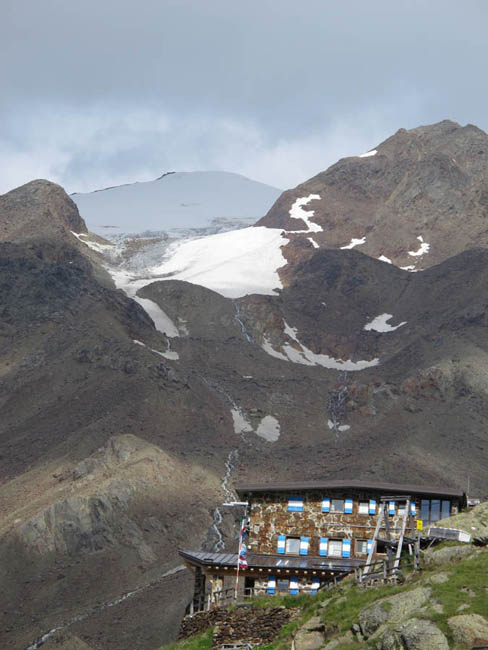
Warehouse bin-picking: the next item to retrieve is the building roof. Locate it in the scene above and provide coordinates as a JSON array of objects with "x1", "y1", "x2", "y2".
[
  {"x1": 235, "y1": 479, "x2": 465, "y2": 499},
  {"x1": 179, "y1": 550, "x2": 364, "y2": 572}
]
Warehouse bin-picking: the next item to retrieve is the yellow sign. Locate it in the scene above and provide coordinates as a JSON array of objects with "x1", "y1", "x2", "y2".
[{"x1": 416, "y1": 520, "x2": 423, "y2": 531}]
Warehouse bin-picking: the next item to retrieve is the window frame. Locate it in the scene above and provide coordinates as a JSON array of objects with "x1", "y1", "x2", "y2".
[
  {"x1": 358, "y1": 501, "x2": 369, "y2": 515},
  {"x1": 331, "y1": 498, "x2": 345, "y2": 513},
  {"x1": 356, "y1": 539, "x2": 368, "y2": 555},
  {"x1": 328, "y1": 539, "x2": 343, "y2": 557},
  {"x1": 285, "y1": 536, "x2": 301, "y2": 555}
]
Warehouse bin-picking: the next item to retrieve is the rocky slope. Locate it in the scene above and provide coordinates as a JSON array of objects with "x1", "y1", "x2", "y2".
[{"x1": 258, "y1": 120, "x2": 488, "y2": 280}]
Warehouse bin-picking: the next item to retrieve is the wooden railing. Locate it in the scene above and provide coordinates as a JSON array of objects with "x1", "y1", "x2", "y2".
[{"x1": 354, "y1": 555, "x2": 419, "y2": 586}]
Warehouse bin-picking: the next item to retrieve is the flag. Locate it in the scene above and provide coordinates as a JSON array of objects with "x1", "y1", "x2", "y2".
[{"x1": 238, "y1": 518, "x2": 248, "y2": 569}]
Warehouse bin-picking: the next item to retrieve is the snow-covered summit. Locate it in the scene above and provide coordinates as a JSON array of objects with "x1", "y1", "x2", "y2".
[{"x1": 71, "y1": 171, "x2": 281, "y2": 237}]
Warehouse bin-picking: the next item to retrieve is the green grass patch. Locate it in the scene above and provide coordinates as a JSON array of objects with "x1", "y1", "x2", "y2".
[
  {"x1": 162, "y1": 628, "x2": 213, "y2": 650},
  {"x1": 425, "y1": 550, "x2": 488, "y2": 642}
]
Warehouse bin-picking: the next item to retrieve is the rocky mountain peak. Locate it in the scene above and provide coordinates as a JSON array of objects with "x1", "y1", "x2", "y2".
[
  {"x1": 0, "y1": 179, "x2": 87, "y2": 243},
  {"x1": 258, "y1": 120, "x2": 488, "y2": 280}
]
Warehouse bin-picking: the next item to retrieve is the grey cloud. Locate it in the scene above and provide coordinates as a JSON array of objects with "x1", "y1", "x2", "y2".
[{"x1": 1, "y1": 0, "x2": 488, "y2": 193}]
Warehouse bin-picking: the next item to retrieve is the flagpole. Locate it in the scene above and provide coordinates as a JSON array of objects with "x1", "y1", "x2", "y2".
[{"x1": 235, "y1": 515, "x2": 243, "y2": 600}]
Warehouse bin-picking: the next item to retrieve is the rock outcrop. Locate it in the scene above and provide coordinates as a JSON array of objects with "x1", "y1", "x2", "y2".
[
  {"x1": 378, "y1": 617, "x2": 449, "y2": 650},
  {"x1": 0, "y1": 179, "x2": 87, "y2": 242},
  {"x1": 359, "y1": 587, "x2": 431, "y2": 638},
  {"x1": 259, "y1": 120, "x2": 488, "y2": 277},
  {"x1": 448, "y1": 613, "x2": 488, "y2": 648}
]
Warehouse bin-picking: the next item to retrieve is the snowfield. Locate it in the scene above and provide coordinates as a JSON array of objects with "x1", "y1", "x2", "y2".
[
  {"x1": 72, "y1": 171, "x2": 281, "y2": 237},
  {"x1": 149, "y1": 226, "x2": 289, "y2": 298}
]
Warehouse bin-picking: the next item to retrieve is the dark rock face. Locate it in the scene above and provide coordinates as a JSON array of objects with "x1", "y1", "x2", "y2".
[
  {"x1": 258, "y1": 120, "x2": 488, "y2": 278},
  {"x1": 0, "y1": 179, "x2": 87, "y2": 242}
]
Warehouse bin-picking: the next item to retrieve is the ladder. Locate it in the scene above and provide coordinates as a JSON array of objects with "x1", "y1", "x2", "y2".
[{"x1": 363, "y1": 495, "x2": 418, "y2": 579}]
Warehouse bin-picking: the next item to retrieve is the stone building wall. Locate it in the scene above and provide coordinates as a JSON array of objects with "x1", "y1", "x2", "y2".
[{"x1": 248, "y1": 489, "x2": 453, "y2": 557}]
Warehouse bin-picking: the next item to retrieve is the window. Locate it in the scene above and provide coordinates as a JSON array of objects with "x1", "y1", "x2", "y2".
[
  {"x1": 420, "y1": 499, "x2": 451, "y2": 525},
  {"x1": 285, "y1": 537, "x2": 300, "y2": 554},
  {"x1": 276, "y1": 578, "x2": 289, "y2": 593},
  {"x1": 356, "y1": 540, "x2": 368, "y2": 554},
  {"x1": 421, "y1": 499, "x2": 430, "y2": 525},
  {"x1": 398, "y1": 503, "x2": 407, "y2": 516},
  {"x1": 430, "y1": 500, "x2": 441, "y2": 522},
  {"x1": 331, "y1": 499, "x2": 344, "y2": 513},
  {"x1": 441, "y1": 500, "x2": 451, "y2": 519},
  {"x1": 358, "y1": 502, "x2": 369, "y2": 515},
  {"x1": 328, "y1": 539, "x2": 343, "y2": 556}
]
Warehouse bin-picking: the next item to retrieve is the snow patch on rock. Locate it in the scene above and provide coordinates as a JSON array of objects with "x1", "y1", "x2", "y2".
[
  {"x1": 288, "y1": 194, "x2": 322, "y2": 233},
  {"x1": 110, "y1": 268, "x2": 180, "y2": 337},
  {"x1": 262, "y1": 320, "x2": 380, "y2": 371},
  {"x1": 71, "y1": 231, "x2": 114, "y2": 254},
  {"x1": 378, "y1": 255, "x2": 392, "y2": 264},
  {"x1": 256, "y1": 416, "x2": 280, "y2": 442},
  {"x1": 308, "y1": 237, "x2": 320, "y2": 249},
  {"x1": 231, "y1": 409, "x2": 253, "y2": 435},
  {"x1": 133, "y1": 339, "x2": 179, "y2": 360},
  {"x1": 327, "y1": 419, "x2": 350, "y2": 432},
  {"x1": 364, "y1": 313, "x2": 407, "y2": 333},
  {"x1": 341, "y1": 236, "x2": 366, "y2": 250},
  {"x1": 358, "y1": 149, "x2": 377, "y2": 158},
  {"x1": 408, "y1": 235, "x2": 430, "y2": 257},
  {"x1": 262, "y1": 336, "x2": 289, "y2": 361}
]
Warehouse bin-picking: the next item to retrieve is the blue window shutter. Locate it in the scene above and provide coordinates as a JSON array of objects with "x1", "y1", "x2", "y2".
[
  {"x1": 389, "y1": 501, "x2": 395, "y2": 516},
  {"x1": 344, "y1": 498, "x2": 353, "y2": 514},
  {"x1": 288, "y1": 497, "x2": 304, "y2": 512},
  {"x1": 342, "y1": 539, "x2": 351, "y2": 558},
  {"x1": 299, "y1": 537, "x2": 309, "y2": 555},
  {"x1": 277, "y1": 535, "x2": 286, "y2": 554},
  {"x1": 322, "y1": 498, "x2": 330, "y2": 513},
  {"x1": 319, "y1": 537, "x2": 328, "y2": 556},
  {"x1": 367, "y1": 539, "x2": 373, "y2": 554},
  {"x1": 411, "y1": 502, "x2": 416, "y2": 516},
  {"x1": 369, "y1": 499, "x2": 377, "y2": 515},
  {"x1": 289, "y1": 577, "x2": 299, "y2": 595},
  {"x1": 267, "y1": 576, "x2": 276, "y2": 594}
]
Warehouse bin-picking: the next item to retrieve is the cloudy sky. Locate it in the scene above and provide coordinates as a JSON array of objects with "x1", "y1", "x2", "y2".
[{"x1": 1, "y1": 0, "x2": 487, "y2": 194}]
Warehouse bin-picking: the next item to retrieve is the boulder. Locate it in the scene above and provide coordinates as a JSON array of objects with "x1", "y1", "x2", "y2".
[
  {"x1": 359, "y1": 587, "x2": 430, "y2": 637},
  {"x1": 428, "y1": 571, "x2": 450, "y2": 584},
  {"x1": 424, "y1": 544, "x2": 473, "y2": 566},
  {"x1": 294, "y1": 616, "x2": 328, "y2": 650},
  {"x1": 448, "y1": 613, "x2": 488, "y2": 648},
  {"x1": 378, "y1": 618, "x2": 448, "y2": 649},
  {"x1": 323, "y1": 631, "x2": 356, "y2": 649}
]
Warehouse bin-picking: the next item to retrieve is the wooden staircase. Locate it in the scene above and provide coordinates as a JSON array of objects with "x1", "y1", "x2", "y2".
[{"x1": 358, "y1": 496, "x2": 420, "y2": 586}]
